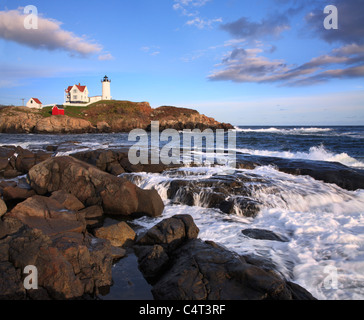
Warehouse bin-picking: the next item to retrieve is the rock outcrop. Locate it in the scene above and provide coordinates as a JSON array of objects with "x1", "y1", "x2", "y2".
[
  {"x1": 134, "y1": 215, "x2": 316, "y2": 300},
  {"x1": 0, "y1": 216, "x2": 113, "y2": 299},
  {"x1": 0, "y1": 103, "x2": 233, "y2": 134},
  {"x1": 28, "y1": 156, "x2": 164, "y2": 217},
  {"x1": 0, "y1": 146, "x2": 52, "y2": 179},
  {"x1": 237, "y1": 155, "x2": 364, "y2": 191}
]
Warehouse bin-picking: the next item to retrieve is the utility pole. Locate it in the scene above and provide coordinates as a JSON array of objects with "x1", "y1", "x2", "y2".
[{"x1": 21, "y1": 98, "x2": 25, "y2": 107}]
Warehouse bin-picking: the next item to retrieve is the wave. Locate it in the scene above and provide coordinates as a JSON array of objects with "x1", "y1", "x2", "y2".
[
  {"x1": 234, "y1": 126, "x2": 333, "y2": 135},
  {"x1": 130, "y1": 165, "x2": 364, "y2": 300},
  {"x1": 236, "y1": 144, "x2": 364, "y2": 168}
]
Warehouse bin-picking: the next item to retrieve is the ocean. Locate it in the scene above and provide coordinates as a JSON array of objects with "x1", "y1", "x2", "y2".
[{"x1": 1, "y1": 125, "x2": 364, "y2": 300}]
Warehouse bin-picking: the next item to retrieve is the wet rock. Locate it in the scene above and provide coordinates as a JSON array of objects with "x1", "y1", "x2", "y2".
[
  {"x1": 28, "y1": 156, "x2": 164, "y2": 217},
  {"x1": 166, "y1": 176, "x2": 260, "y2": 217},
  {"x1": 135, "y1": 215, "x2": 199, "y2": 281},
  {"x1": 136, "y1": 214, "x2": 199, "y2": 251},
  {"x1": 242, "y1": 229, "x2": 290, "y2": 242},
  {"x1": 237, "y1": 155, "x2": 364, "y2": 191},
  {"x1": 135, "y1": 215, "x2": 316, "y2": 300},
  {"x1": 94, "y1": 222, "x2": 136, "y2": 247}
]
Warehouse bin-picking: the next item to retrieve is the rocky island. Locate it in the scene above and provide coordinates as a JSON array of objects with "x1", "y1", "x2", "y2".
[{"x1": 0, "y1": 101, "x2": 233, "y2": 134}]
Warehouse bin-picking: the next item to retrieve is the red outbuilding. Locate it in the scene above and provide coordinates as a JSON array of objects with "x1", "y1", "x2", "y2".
[{"x1": 52, "y1": 105, "x2": 65, "y2": 116}]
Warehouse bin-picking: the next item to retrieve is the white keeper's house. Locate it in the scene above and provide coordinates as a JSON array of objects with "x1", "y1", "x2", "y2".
[
  {"x1": 64, "y1": 75, "x2": 112, "y2": 105},
  {"x1": 26, "y1": 98, "x2": 43, "y2": 109}
]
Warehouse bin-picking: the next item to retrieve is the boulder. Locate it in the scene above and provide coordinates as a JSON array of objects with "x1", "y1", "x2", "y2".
[
  {"x1": 135, "y1": 215, "x2": 316, "y2": 300},
  {"x1": 49, "y1": 190, "x2": 85, "y2": 211},
  {"x1": 28, "y1": 156, "x2": 164, "y2": 217},
  {"x1": 8, "y1": 195, "x2": 86, "y2": 236},
  {"x1": 242, "y1": 228, "x2": 290, "y2": 242},
  {"x1": 94, "y1": 222, "x2": 136, "y2": 247},
  {"x1": 136, "y1": 214, "x2": 199, "y2": 251},
  {"x1": 2, "y1": 186, "x2": 36, "y2": 202},
  {"x1": 0, "y1": 199, "x2": 7, "y2": 218},
  {"x1": 0, "y1": 224, "x2": 114, "y2": 299}
]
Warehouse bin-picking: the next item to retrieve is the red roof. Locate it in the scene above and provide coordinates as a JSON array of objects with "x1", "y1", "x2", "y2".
[
  {"x1": 32, "y1": 98, "x2": 42, "y2": 104},
  {"x1": 65, "y1": 84, "x2": 86, "y2": 93}
]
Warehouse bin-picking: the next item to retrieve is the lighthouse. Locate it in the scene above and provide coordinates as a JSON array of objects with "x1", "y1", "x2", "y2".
[{"x1": 102, "y1": 75, "x2": 111, "y2": 100}]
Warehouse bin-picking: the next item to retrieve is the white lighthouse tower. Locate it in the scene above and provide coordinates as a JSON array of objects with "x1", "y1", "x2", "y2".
[{"x1": 102, "y1": 75, "x2": 111, "y2": 100}]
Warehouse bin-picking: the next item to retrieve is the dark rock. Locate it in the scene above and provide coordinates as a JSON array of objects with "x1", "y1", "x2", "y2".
[
  {"x1": 0, "y1": 223, "x2": 114, "y2": 300},
  {"x1": 237, "y1": 155, "x2": 364, "y2": 191},
  {"x1": 165, "y1": 176, "x2": 259, "y2": 217},
  {"x1": 45, "y1": 145, "x2": 58, "y2": 152},
  {"x1": 0, "y1": 261, "x2": 26, "y2": 299},
  {"x1": 3, "y1": 186, "x2": 36, "y2": 202},
  {"x1": 3, "y1": 170, "x2": 22, "y2": 179},
  {"x1": 242, "y1": 229, "x2": 290, "y2": 242},
  {"x1": 135, "y1": 215, "x2": 316, "y2": 300},
  {"x1": 28, "y1": 156, "x2": 164, "y2": 217},
  {"x1": 136, "y1": 214, "x2": 199, "y2": 252},
  {"x1": 151, "y1": 239, "x2": 315, "y2": 300}
]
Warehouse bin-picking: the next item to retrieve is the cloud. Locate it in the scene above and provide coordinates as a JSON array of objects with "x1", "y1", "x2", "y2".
[
  {"x1": 186, "y1": 17, "x2": 222, "y2": 29},
  {"x1": 305, "y1": 0, "x2": 364, "y2": 45},
  {"x1": 220, "y1": 14, "x2": 290, "y2": 41},
  {"x1": 140, "y1": 46, "x2": 160, "y2": 56},
  {"x1": 98, "y1": 53, "x2": 115, "y2": 61},
  {"x1": 208, "y1": 43, "x2": 364, "y2": 86},
  {"x1": 173, "y1": 0, "x2": 221, "y2": 29},
  {"x1": 0, "y1": 8, "x2": 102, "y2": 56},
  {"x1": 212, "y1": 0, "x2": 364, "y2": 86}
]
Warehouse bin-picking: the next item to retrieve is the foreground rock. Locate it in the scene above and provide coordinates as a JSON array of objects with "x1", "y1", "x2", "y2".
[
  {"x1": 28, "y1": 156, "x2": 164, "y2": 217},
  {"x1": 0, "y1": 146, "x2": 52, "y2": 179},
  {"x1": 8, "y1": 195, "x2": 86, "y2": 236},
  {"x1": 0, "y1": 199, "x2": 7, "y2": 218},
  {"x1": 135, "y1": 215, "x2": 315, "y2": 300},
  {"x1": 94, "y1": 222, "x2": 136, "y2": 247},
  {"x1": 0, "y1": 216, "x2": 113, "y2": 299}
]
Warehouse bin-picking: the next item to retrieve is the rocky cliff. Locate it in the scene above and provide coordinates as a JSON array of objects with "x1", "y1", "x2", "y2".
[{"x1": 0, "y1": 102, "x2": 233, "y2": 134}]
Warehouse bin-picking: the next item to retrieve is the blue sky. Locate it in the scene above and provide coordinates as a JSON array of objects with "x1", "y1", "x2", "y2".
[{"x1": 0, "y1": 0, "x2": 363, "y2": 125}]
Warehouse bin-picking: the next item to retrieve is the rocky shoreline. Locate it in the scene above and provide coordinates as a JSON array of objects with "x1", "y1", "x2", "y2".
[
  {"x1": 0, "y1": 103, "x2": 233, "y2": 134},
  {"x1": 0, "y1": 143, "x2": 323, "y2": 300},
  {"x1": 2, "y1": 143, "x2": 363, "y2": 300}
]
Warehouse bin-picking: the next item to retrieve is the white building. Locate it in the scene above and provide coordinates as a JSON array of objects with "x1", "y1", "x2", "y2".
[
  {"x1": 64, "y1": 76, "x2": 111, "y2": 106},
  {"x1": 26, "y1": 98, "x2": 42, "y2": 109},
  {"x1": 65, "y1": 84, "x2": 89, "y2": 104}
]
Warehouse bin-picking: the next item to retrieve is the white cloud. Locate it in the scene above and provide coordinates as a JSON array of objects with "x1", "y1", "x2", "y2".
[
  {"x1": 98, "y1": 53, "x2": 115, "y2": 61},
  {"x1": 0, "y1": 8, "x2": 102, "y2": 56},
  {"x1": 186, "y1": 17, "x2": 222, "y2": 29},
  {"x1": 140, "y1": 45, "x2": 160, "y2": 56}
]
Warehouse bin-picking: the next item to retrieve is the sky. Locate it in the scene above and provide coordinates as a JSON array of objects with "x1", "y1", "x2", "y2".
[{"x1": 0, "y1": 0, "x2": 363, "y2": 125}]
